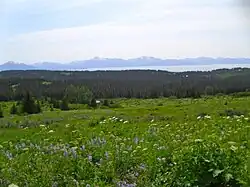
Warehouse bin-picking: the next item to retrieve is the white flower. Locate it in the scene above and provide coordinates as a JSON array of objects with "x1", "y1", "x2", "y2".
[
  {"x1": 205, "y1": 115, "x2": 211, "y2": 119},
  {"x1": 8, "y1": 184, "x2": 19, "y2": 187},
  {"x1": 197, "y1": 116, "x2": 202, "y2": 120}
]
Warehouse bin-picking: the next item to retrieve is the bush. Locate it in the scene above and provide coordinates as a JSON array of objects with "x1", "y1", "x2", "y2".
[
  {"x1": 89, "y1": 98, "x2": 97, "y2": 108},
  {"x1": 231, "y1": 92, "x2": 250, "y2": 98},
  {"x1": 160, "y1": 141, "x2": 247, "y2": 187},
  {"x1": 0, "y1": 106, "x2": 3, "y2": 118},
  {"x1": 10, "y1": 103, "x2": 18, "y2": 115},
  {"x1": 219, "y1": 109, "x2": 246, "y2": 117},
  {"x1": 88, "y1": 119, "x2": 99, "y2": 127},
  {"x1": 60, "y1": 98, "x2": 70, "y2": 111},
  {"x1": 103, "y1": 99, "x2": 110, "y2": 107},
  {"x1": 21, "y1": 92, "x2": 42, "y2": 114}
]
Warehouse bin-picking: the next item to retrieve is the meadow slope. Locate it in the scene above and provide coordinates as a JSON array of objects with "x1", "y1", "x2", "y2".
[{"x1": 0, "y1": 97, "x2": 250, "y2": 186}]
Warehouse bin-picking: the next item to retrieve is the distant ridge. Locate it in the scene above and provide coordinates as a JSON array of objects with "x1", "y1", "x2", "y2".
[{"x1": 1, "y1": 57, "x2": 250, "y2": 71}]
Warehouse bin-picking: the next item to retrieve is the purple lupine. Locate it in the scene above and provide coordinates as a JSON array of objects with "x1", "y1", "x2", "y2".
[
  {"x1": 5, "y1": 151, "x2": 13, "y2": 160},
  {"x1": 88, "y1": 155, "x2": 92, "y2": 162},
  {"x1": 105, "y1": 151, "x2": 109, "y2": 159},
  {"x1": 71, "y1": 148, "x2": 77, "y2": 159},
  {"x1": 134, "y1": 137, "x2": 139, "y2": 144},
  {"x1": 63, "y1": 150, "x2": 69, "y2": 157}
]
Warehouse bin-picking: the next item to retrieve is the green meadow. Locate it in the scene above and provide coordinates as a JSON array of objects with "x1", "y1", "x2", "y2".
[{"x1": 0, "y1": 96, "x2": 250, "y2": 186}]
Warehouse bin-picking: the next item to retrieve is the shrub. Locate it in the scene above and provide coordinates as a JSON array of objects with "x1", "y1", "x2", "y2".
[
  {"x1": 0, "y1": 106, "x2": 3, "y2": 118},
  {"x1": 103, "y1": 99, "x2": 110, "y2": 107},
  {"x1": 219, "y1": 109, "x2": 246, "y2": 117},
  {"x1": 88, "y1": 119, "x2": 99, "y2": 127},
  {"x1": 161, "y1": 141, "x2": 247, "y2": 187},
  {"x1": 60, "y1": 98, "x2": 70, "y2": 111},
  {"x1": 10, "y1": 103, "x2": 18, "y2": 115}
]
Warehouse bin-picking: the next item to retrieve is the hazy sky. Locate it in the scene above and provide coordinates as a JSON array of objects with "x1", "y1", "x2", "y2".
[{"x1": 0, "y1": 0, "x2": 250, "y2": 63}]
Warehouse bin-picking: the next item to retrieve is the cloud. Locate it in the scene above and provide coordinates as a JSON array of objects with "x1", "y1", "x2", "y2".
[{"x1": 1, "y1": 0, "x2": 250, "y2": 63}]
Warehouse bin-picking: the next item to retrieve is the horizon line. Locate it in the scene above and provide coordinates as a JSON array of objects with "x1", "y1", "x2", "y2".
[{"x1": 3, "y1": 56, "x2": 250, "y2": 65}]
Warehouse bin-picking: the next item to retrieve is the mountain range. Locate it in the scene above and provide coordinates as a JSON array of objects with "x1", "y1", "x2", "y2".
[{"x1": 1, "y1": 57, "x2": 250, "y2": 71}]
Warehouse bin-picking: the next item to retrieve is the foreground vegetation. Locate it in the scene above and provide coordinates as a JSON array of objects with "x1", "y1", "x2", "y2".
[{"x1": 0, "y1": 96, "x2": 250, "y2": 186}]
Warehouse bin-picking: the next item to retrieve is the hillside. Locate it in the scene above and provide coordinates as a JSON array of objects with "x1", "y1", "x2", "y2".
[{"x1": 0, "y1": 68, "x2": 250, "y2": 101}]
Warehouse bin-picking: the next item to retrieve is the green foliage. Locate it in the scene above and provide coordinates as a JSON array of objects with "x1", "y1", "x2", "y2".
[
  {"x1": 103, "y1": 99, "x2": 110, "y2": 107},
  {"x1": 21, "y1": 92, "x2": 41, "y2": 114},
  {"x1": 165, "y1": 140, "x2": 246, "y2": 187},
  {"x1": 60, "y1": 98, "x2": 70, "y2": 111},
  {"x1": 65, "y1": 85, "x2": 93, "y2": 104},
  {"x1": 0, "y1": 97, "x2": 250, "y2": 186},
  {"x1": 219, "y1": 109, "x2": 247, "y2": 117},
  {"x1": 51, "y1": 99, "x2": 60, "y2": 109},
  {"x1": 10, "y1": 103, "x2": 18, "y2": 115},
  {"x1": 0, "y1": 105, "x2": 3, "y2": 118},
  {"x1": 89, "y1": 98, "x2": 97, "y2": 108}
]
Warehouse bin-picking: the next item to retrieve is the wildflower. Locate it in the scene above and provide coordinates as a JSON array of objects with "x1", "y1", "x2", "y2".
[
  {"x1": 8, "y1": 184, "x2": 19, "y2": 187},
  {"x1": 52, "y1": 182, "x2": 58, "y2": 187},
  {"x1": 105, "y1": 151, "x2": 109, "y2": 159},
  {"x1": 71, "y1": 147, "x2": 78, "y2": 159},
  {"x1": 139, "y1": 164, "x2": 146, "y2": 170},
  {"x1": 80, "y1": 145, "x2": 85, "y2": 151},
  {"x1": 88, "y1": 155, "x2": 92, "y2": 162},
  {"x1": 63, "y1": 150, "x2": 69, "y2": 157},
  {"x1": 5, "y1": 151, "x2": 13, "y2": 160},
  {"x1": 205, "y1": 115, "x2": 211, "y2": 119},
  {"x1": 134, "y1": 137, "x2": 139, "y2": 144},
  {"x1": 195, "y1": 139, "x2": 203, "y2": 143}
]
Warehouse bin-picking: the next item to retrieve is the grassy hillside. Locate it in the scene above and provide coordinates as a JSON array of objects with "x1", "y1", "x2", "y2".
[{"x1": 0, "y1": 96, "x2": 250, "y2": 186}]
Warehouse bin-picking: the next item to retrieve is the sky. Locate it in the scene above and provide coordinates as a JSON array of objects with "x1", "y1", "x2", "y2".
[{"x1": 0, "y1": 0, "x2": 250, "y2": 64}]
